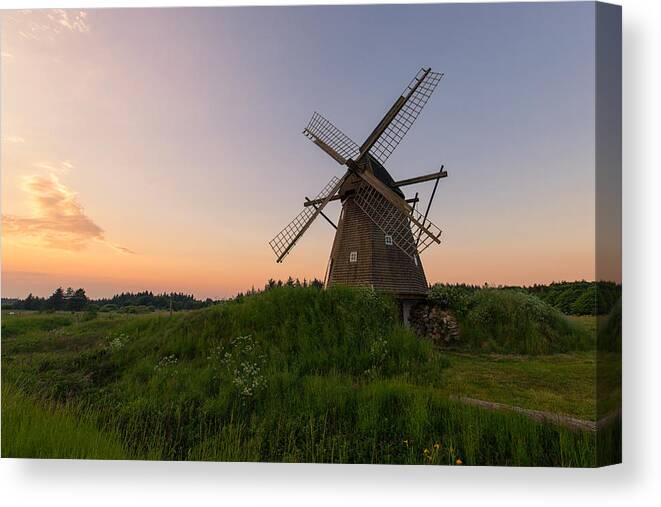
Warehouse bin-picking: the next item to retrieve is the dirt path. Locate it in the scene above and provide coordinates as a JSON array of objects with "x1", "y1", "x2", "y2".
[{"x1": 452, "y1": 396, "x2": 620, "y2": 432}]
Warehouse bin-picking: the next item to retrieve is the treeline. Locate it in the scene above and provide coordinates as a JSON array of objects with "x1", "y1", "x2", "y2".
[
  {"x1": 254, "y1": 277, "x2": 323, "y2": 293},
  {"x1": 94, "y1": 291, "x2": 214, "y2": 313},
  {"x1": 1, "y1": 287, "x2": 214, "y2": 313},
  {"x1": 526, "y1": 281, "x2": 621, "y2": 315},
  {"x1": 2, "y1": 277, "x2": 325, "y2": 313},
  {"x1": 4, "y1": 287, "x2": 90, "y2": 312},
  {"x1": 3, "y1": 279, "x2": 618, "y2": 316},
  {"x1": 430, "y1": 280, "x2": 621, "y2": 316},
  {"x1": 233, "y1": 277, "x2": 325, "y2": 300}
]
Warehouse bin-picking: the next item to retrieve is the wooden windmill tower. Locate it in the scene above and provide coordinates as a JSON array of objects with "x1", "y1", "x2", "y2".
[{"x1": 269, "y1": 67, "x2": 447, "y2": 320}]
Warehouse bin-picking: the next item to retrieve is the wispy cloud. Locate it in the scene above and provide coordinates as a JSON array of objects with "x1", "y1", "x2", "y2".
[
  {"x1": 2, "y1": 135, "x2": 26, "y2": 144},
  {"x1": 111, "y1": 244, "x2": 137, "y2": 255},
  {"x1": 48, "y1": 9, "x2": 90, "y2": 34},
  {"x1": 8, "y1": 9, "x2": 90, "y2": 42},
  {"x1": 2, "y1": 173, "x2": 133, "y2": 254},
  {"x1": 33, "y1": 160, "x2": 74, "y2": 174}
]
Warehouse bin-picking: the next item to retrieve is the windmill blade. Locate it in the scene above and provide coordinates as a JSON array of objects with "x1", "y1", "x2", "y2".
[
  {"x1": 351, "y1": 169, "x2": 442, "y2": 259},
  {"x1": 359, "y1": 68, "x2": 443, "y2": 165},
  {"x1": 353, "y1": 183, "x2": 442, "y2": 258},
  {"x1": 269, "y1": 173, "x2": 348, "y2": 262},
  {"x1": 303, "y1": 112, "x2": 361, "y2": 165}
]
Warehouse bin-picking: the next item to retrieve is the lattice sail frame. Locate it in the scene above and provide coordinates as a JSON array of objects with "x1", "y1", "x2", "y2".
[
  {"x1": 303, "y1": 112, "x2": 360, "y2": 164},
  {"x1": 368, "y1": 69, "x2": 443, "y2": 165},
  {"x1": 269, "y1": 176, "x2": 341, "y2": 261},
  {"x1": 353, "y1": 182, "x2": 442, "y2": 259}
]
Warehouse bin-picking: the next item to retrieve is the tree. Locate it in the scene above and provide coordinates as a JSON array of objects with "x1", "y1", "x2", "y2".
[
  {"x1": 24, "y1": 293, "x2": 36, "y2": 310},
  {"x1": 69, "y1": 288, "x2": 88, "y2": 312},
  {"x1": 310, "y1": 278, "x2": 324, "y2": 289},
  {"x1": 47, "y1": 287, "x2": 65, "y2": 311}
]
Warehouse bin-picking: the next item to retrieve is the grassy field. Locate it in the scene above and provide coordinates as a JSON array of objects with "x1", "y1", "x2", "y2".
[
  {"x1": 439, "y1": 351, "x2": 598, "y2": 420},
  {"x1": 2, "y1": 384, "x2": 129, "y2": 459},
  {"x1": 1, "y1": 287, "x2": 620, "y2": 465}
]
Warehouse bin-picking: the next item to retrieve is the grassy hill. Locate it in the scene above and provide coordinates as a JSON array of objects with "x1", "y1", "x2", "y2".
[
  {"x1": 2, "y1": 286, "x2": 617, "y2": 466},
  {"x1": 427, "y1": 286, "x2": 592, "y2": 354}
]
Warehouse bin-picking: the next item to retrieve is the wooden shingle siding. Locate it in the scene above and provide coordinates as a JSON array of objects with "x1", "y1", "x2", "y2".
[{"x1": 327, "y1": 198, "x2": 428, "y2": 297}]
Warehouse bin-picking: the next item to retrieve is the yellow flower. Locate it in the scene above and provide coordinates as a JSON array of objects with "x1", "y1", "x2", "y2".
[
  {"x1": 455, "y1": 458, "x2": 463, "y2": 465},
  {"x1": 424, "y1": 448, "x2": 430, "y2": 455},
  {"x1": 434, "y1": 443, "x2": 440, "y2": 450}
]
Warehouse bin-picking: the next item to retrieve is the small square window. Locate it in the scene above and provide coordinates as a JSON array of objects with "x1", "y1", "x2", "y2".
[
  {"x1": 349, "y1": 251, "x2": 357, "y2": 263},
  {"x1": 385, "y1": 235, "x2": 393, "y2": 246}
]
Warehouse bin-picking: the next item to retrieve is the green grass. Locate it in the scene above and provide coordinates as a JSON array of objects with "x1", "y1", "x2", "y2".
[
  {"x1": 1, "y1": 286, "x2": 618, "y2": 466},
  {"x1": 566, "y1": 315, "x2": 598, "y2": 336},
  {"x1": 1, "y1": 385, "x2": 128, "y2": 459},
  {"x1": 439, "y1": 351, "x2": 598, "y2": 420},
  {"x1": 1, "y1": 313, "x2": 74, "y2": 338}
]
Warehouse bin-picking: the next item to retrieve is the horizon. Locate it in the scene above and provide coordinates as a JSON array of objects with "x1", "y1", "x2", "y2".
[
  {"x1": 2, "y1": 277, "x2": 618, "y2": 302},
  {"x1": 1, "y1": 4, "x2": 618, "y2": 300}
]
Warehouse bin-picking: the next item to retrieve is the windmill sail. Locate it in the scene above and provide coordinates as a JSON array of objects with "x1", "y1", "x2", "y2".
[
  {"x1": 303, "y1": 112, "x2": 360, "y2": 164},
  {"x1": 353, "y1": 181, "x2": 442, "y2": 259},
  {"x1": 271, "y1": 66, "x2": 446, "y2": 275},
  {"x1": 362, "y1": 68, "x2": 443, "y2": 165},
  {"x1": 269, "y1": 174, "x2": 346, "y2": 262}
]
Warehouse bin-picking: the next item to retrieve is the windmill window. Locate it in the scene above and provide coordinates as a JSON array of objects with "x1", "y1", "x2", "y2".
[
  {"x1": 385, "y1": 235, "x2": 393, "y2": 246},
  {"x1": 349, "y1": 251, "x2": 357, "y2": 263}
]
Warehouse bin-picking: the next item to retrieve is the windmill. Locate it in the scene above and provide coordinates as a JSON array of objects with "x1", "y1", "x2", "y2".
[{"x1": 269, "y1": 67, "x2": 447, "y2": 320}]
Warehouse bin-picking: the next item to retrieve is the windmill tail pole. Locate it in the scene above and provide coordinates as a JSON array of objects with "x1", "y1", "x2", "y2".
[
  {"x1": 416, "y1": 165, "x2": 444, "y2": 246},
  {"x1": 305, "y1": 197, "x2": 337, "y2": 229}
]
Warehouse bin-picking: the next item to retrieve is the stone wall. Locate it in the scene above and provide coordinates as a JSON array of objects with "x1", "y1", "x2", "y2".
[{"x1": 410, "y1": 303, "x2": 460, "y2": 347}]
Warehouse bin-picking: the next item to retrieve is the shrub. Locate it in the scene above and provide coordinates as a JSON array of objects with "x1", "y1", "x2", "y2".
[
  {"x1": 462, "y1": 290, "x2": 590, "y2": 354},
  {"x1": 570, "y1": 286, "x2": 597, "y2": 315},
  {"x1": 120, "y1": 305, "x2": 151, "y2": 314},
  {"x1": 428, "y1": 284, "x2": 474, "y2": 316},
  {"x1": 83, "y1": 307, "x2": 99, "y2": 321}
]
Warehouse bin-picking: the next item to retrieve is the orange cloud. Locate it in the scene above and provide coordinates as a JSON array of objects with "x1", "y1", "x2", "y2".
[{"x1": 2, "y1": 173, "x2": 133, "y2": 254}]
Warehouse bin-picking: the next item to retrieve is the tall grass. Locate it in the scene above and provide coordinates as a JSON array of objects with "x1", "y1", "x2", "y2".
[
  {"x1": 185, "y1": 379, "x2": 598, "y2": 466},
  {"x1": 2, "y1": 385, "x2": 128, "y2": 459},
  {"x1": 1, "y1": 313, "x2": 74, "y2": 338},
  {"x1": 2, "y1": 286, "x2": 606, "y2": 465}
]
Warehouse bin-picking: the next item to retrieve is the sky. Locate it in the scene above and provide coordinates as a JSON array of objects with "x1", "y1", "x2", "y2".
[{"x1": 1, "y1": 3, "x2": 602, "y2": 299}]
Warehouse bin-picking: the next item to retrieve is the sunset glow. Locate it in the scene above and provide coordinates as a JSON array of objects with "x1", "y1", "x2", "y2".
[{"x1": 2, "y1": 5, "x2": 601, "y2": 299}]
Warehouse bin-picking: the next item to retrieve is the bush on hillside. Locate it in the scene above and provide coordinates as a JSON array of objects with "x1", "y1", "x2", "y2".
[
  {"x1": 527, "y1": 281, "x2": 621, "y2": 315},
  {"x1": 462, "y1": 290, "x2": 590, "y2": 354},
  {"x1": 428, "y1": 284, "x2": 474, "y2": 317},
  {"x1": 426, "y1": 286, "x2": 591, "y2": 354}
]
